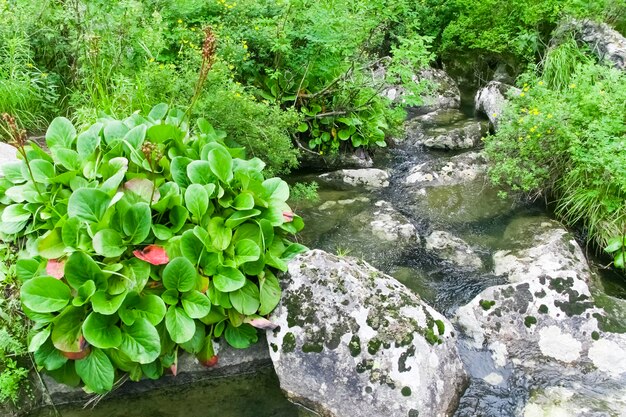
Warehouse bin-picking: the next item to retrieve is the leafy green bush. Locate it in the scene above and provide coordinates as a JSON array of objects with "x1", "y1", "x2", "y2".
[
  {"x1": 485, "y1": 63, "x2": 626, "y2": 264},
  {"x1": 0, "y1": 104, "x2": 306, "y2": 393}
]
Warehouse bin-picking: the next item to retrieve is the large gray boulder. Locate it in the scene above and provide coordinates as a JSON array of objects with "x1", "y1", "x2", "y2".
[
  {"x1": 474, "y1": 81, "x2": 520, "y2": 130},
  {"x1": 415, "y1": 69, "x2": 461, "y2": 114},
  {"x1": 268, "y1": 250, "x2": 467, "y2": 417},
  {"x1": 454, "y1": 217, "x2": 626, "y2": 416},
  {"x1": 420, "y1": 120, "x2": 488, "y2": 150},
  {"x1": 568, "y1": 19, "x2": 626, "y2": 70},
  {"x1": 318, "y1": 168, "x2": 389, "y2": 190}
]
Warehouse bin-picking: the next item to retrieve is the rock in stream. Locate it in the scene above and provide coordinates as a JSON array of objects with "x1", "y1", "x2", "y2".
[{"x1": 268, "y1": 250, "x2": 467, "y2": 417}]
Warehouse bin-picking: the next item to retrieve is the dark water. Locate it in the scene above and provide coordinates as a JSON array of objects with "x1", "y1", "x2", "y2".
[{"x1": 28, "y1": 367, "x2": 314, "y2": 417}]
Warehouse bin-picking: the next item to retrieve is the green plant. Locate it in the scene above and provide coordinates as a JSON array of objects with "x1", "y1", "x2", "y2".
[
  {"x1": 0, "y1": 104, "x2": 306, "y2": 394},
  {"x1": 605, "y1": 234, "x2": 626, "y2": 269},
  {"x1": 486, "y1": 62, "x2": 626, "y2": 269}
]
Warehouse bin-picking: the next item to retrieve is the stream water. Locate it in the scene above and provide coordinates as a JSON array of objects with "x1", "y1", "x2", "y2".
[{"x1": 27, "y1": 108, "x2": 626, "y2": 417}]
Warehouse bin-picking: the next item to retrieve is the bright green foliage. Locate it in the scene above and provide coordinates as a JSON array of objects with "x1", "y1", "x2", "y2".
[
  {"x1": 486, "y1": 63, "x2": 626, "y2": 264},
  {"x1": 0, "y1": 105, "x2": 306, "y2": 393}
]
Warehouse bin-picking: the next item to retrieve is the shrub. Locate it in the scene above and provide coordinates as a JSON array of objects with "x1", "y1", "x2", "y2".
[
  {"x1": 485, "y1": 63, "x2": 626, "y2": 265},
  {"x1": 0, "y1": 105, "x2": 306, "y2": 393}
]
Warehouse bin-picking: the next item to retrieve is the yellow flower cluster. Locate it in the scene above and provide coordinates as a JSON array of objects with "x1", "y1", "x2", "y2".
[{"x1": 217, "y1": 0, "x2": 236, "y2": 9}]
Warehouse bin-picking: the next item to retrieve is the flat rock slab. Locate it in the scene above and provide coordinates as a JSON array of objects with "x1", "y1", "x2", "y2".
[
  {"x1": 41, "y1": 339, "x2": 271, "y2": 406},
  {"x1": 268, "y1": 250, "x2": 467, "y2": 417},
  {"x1": 405, "y1": 151, "x2": 488, "y2": 187},
  {"x1": 454, "y1": 218, "x2": 626, "y2": 416},
  {"x1": 318, "y1": 169, "x2": 389, "y2": 190}
]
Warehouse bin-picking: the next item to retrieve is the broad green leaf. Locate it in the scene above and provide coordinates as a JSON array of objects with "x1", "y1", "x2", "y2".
[
  {"x1": 213, "y1": 266, "x2": 245, "y2": 292},
  {"x1": 225, "y1": 209, "x2": 262, "y2": 228},
  {"x1": 234, "y1": 239, "x2": 261, "y2": 265},
  {"x1": 122, "y1": 203, "x2": 152, "y2": 244},
  {"x1": 169, "y1": 205, "x2": 189, "y2": 233},
  {"x1": 148, "y1": 103, "x2": 168, "y2": 120},
  {"x1": 67, "y1": 188, "x2": 111, "y2": 223},
  {"x1": 281, "y1": 243, "x2": 309, "y2": 261},
  {"x1": 28, "y1": 326, "x2": 51, "y2": 353},
  {"x1": 119, "y1": 318, "x2": 161, "y2": 364},
  {"x1": 82, "y1": 312, "x2": 122, "y2": 349},
  {"x1": 100, "y1": 157, "x2": 128, "y2": 194},
  {"x1": 34, "y1": 339, "x2": 67, "y2": 371},
  {"x1": 119, "y1": 293, "x2": 166, "y2": 326},
  {"x1": 21, "y1": 277, "x2": 71, "y2": 313},
  {"x1": 2, "y1": 204, "x2": 31, "y2": 222},
  {"x1": 152, "y1": 224, "x2": 173, "y2": 240},
  {"x1": 232, "y1": 192, "x2": 255, "y2": 210},
  {"x1": 2, "y1": 162, "x2": 25, "y2": 184},
  {"x1": 180, "y1": 230, "x2": 205, "y2": 264},
  {"x1": 208, "y1": 147, "x2": 233, "y2": 184},
  {"x1": 208, "y1": 217, "x2": 232, "y2": 251},
  {"x1": 75, "y1": 348, "x2": 115, "y2": 394},
  {"x1": 162, "y1": 289, "x2": 180, "y2": 305},
  {"x1": 93, "y1": 229, "x2": 126, "y2": 258},
  {"x1": 51, "y1": 148, "x2": 80, "y2": 171},
  {"x1": 181, "y1": 290, "x2": 212, "y2": 319},
  {"x1": 180, "y1": 321, "x2": 206, "y2": 354},
  {"x1": 224, "y1": 323, "x2": 258, "y2": 349},
  {"x1": 51, "y1": 306, "x2": 85, "y2": 352},
  {"x1": 47, "y1": 362, "x2": 80, "y2": 387},
  {"x1": 16, "y1": 259, "x2": 41, "y2": 282},
  {"x1": 91, "y1": 290, "x2": 127, "y2": 315},
  {"x1": 73, "y1": 280, "x2": 96, "y2": 306},
  {"x1": 123, "y1": 178, "x2": 158, "y2": 203},
  {"x1": 76, "y1": 122, "x2": 102, "y2": 159},
  {"x1": 28, "y1": 159, "x2": 55, "y2": 184},
  {"x1": 187, "y1": 160, "x2": 215, "y2": 185},
  {"x1": 259, "y1": 270, "x2": 282, "y2": 315},
  {"x1": 103, "y1": 120, "x2": 130, "y2": 146},
  {"x1": 262, "y1": 178, "x2": 289, "y2": 202},
  {"x1": 165, "y1": 306, "x2": 195, "y2": 344},
  {"x1": 46, "y1": 117, "x2": 76, "y2": 149},
  {"x1": 121, "y1": 258, "x2": 151, "y2": 293},
  {"x1": 185, "y1": 184, "x2": 209, "y2": 220},
  {"x1": 162, "y1": 257, "x2": 197, "y2": 292},
  {"x1": 170, "y1": 157, "x2": 192, "y2": 188},
  {"x1": 605, "y1": 236, "x2": 624, "y2": 253},
  {"x1": 230, "y1": 280, "x2": 261, "y2": 315},
  {"x1": 123, "y1": 124, "x2": 147, "y2": 150},
  {"x1": 37, "y1": 228, "x2": 66, "y2": 259},
  {"x1": 64, "y1": 251, "x2": 106, "y2": 290}
]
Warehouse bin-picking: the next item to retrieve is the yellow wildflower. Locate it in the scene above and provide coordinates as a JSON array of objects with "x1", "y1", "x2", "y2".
[
  {"x1": 538, "y1": 81, "x2": 544, "y2": 86},
  {"x1": 520, "y1": 93, "x2": 525, "y2": 97},
  {"x1": 569, "y1": 83, "x2": 576, "y2": 89},
  {"x1": 149, "y1": 57, "x2": 155, "y2": 62},
  {"x1": 530, "y1": 126, "x2": 537, "y2": 133},
  {"x1": 547, "y1": 114, "x2": 553, "y2": 119},
  {"x1": 177, "y1": 19, "x2": 182, "y2": 24},
  {"x1": 492, "y1": 113, "x2": 498, "y2": 118}
]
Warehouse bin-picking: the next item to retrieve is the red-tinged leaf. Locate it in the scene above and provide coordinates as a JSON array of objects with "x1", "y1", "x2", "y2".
[
  {"x1": 282, "y1": 211, "x2": 294, "y2": 222},
  {"x1": 170, "y1": 363, "x2": 177, "y2": 376},
  {"x1": 245, "y1": 317, "x2": 278, "y2": 330},
  {"x1": 62, "y1": 337, "x2": 90, "y2": 360},
  {"x1": 199, "y1": 355, "x2": 218, "y2": 368},
  {"x1": 124, "y1": 178, "x2": 160, "y2": 203},
  {"x1": 133, "y1": 245, "x2": 169, "y2": 265},
  {"x1": 46, "y1": 259, "x2": 65, "y2": 279}
]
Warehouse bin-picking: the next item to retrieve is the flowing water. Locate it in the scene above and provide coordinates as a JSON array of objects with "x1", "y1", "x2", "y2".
[{"x1": 27, "y1": 109, "x2": 626, "y2": 417}]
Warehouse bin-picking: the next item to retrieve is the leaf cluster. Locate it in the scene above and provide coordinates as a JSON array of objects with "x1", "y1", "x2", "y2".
[{"x1": 0, "y1": 104, "x2": 306, "y2": 393}]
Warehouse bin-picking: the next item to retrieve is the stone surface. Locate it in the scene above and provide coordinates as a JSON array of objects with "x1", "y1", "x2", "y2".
[
  {"x1": 414, "y1": 69, "x2": 461, "y2": 114},
  {"x1": 268, "y1": 250, "x2": 467, "y2": 417},
  {"x1": 420, "y1": 120, "x2": 488, "y2": 150},
  {"x1": 474, "y1": 81, "x2": 520, "y2": 130},
  {"x1": 318, "y1": 168, "x2": 389, "y2": 189},
  {"x1": 454, "y1": 217, "x2": 626, "y2": 416},
  {"x1": 404, "y1": 151, "x2": 488, "y2": 187},
  {"x1": 41, "y1": 339, "x2": 271, "y2": 405},
  {"x1": 299, "y1": 148, "x2": 374, "y2": 171},
  {"x1": 0, "y1": 142, "x2": 18, "y2": 176},
  {"x1": 425, "y1": 231, "x2": 483, "y2": 270},
  {"x1": 366, "y1": 200, "x2": 419, "y2": 244},
  {"x1": 568, "y1": 19, "x2": 626, "y2": 70},
  {"x1": 412, "y1": 109, "x2": 468, "y2": 128}
]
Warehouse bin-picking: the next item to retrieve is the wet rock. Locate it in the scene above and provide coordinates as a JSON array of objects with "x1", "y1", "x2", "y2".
[
  {"x1": 405, "y1": 151, "x2": 488, "y2": 187},
  {"x1": 420, "y1": 120, "x2": 488, "y2": 150},
  {"x1": 317, "y1": 196, "x2": 371, "y2": 211},
  {"x1": 566, "y1": 19, "x2": 626, "y2": 70},
  {"x1": 412, "y1": 108, "x2": 467, "y2": 128},
  {"x1": 298, "y1": 148, "x2": 373, "y2": 171},
  {"x1": 414, "y1": 69, "x2": 461, "y2": 114},
  {"x1": 366, "y1": 200, "x2": 419, "y2": 244},
  {"x1": 41, "y1": 339, "x2": 271, "y2": 405},
  {"x1": 318, "y1": 168, "x2": 389, "y2": 190},
  {"x1": 474, "y1": 81, "x2": 520, "y2": 130},
  {"x1": 454, "y1": 217, "x2": 626, "y2": 416},
  {"x1": 425, "y1": 231, "x2": 483, "y2": 270},
  {"x1": 268, "y1": 250, "x2": 467, "y2": 417}
]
